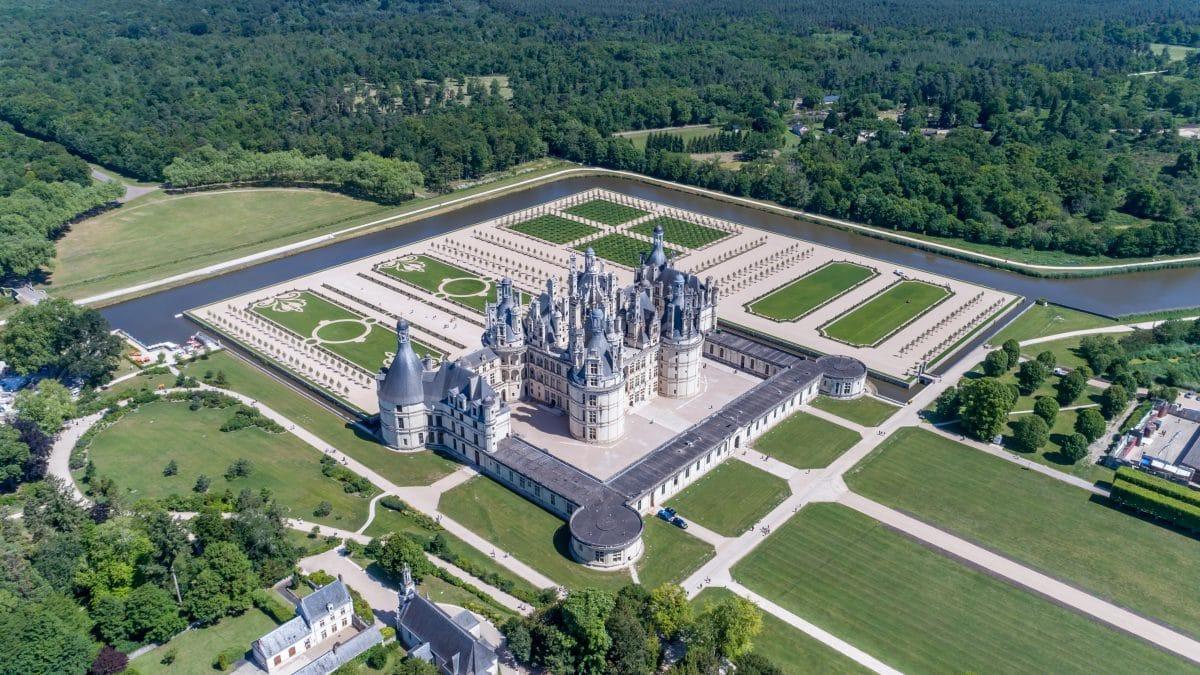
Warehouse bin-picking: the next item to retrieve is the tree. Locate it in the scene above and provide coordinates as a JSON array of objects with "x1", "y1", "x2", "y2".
[
  {"x1": 162, "y1": 460, "x2": 178, "y2": 477},
  {"x1": 313, "y1": 501, "x2": 332, "y2": 517},
  {"x1": 1002, "y1": 339, "x2": 1021, "y2": 368},
  {"x1": 183, "y1": 542, "x2": 257, "y2": 624},
  {"x1": 933, "y1": 386, "x2": 960, "y2": 420},
  {"x1": 1056, "y1": 370, "x2": 1087, "y2": 405},
  {"x1": 0, "y1": 601, "x2": 94, "y2": 675},
  {"x1": 1060, "y1": 433, "x2": 1089, "y2": 463},
  {"x1": 90, "y1": 593, "x2": 130, "y2": 643},
  {"x1": 0, "y1": 425, "x2": 30, "y2": 492},
  {"x1": 958, "y1": 377, "x2": 1016, "y2": 440},
  {"x1": 1033, "y1": 397, "x2": 1060, "y2": 426},
  {"x1": 501, "y1": 617, "x2": 532, "y2": 663},
  {"x1": 393, "y1": 656, "x2": 440, "y2": 675},
  {"x1": 1075, "y1": 408, "x2": 1106, "y2": 443},
  {"x1": 14, "y1": 380, "x2": 76, "y2": 435},
  {"x1": 1011, "y1": 415, "x2": 1049, "y2": 453},
  {"x1": 702, "y1": 595, "x2": 762, "y2": 659},
  {"x1": 982, "y1": 350, "x2": 1010, "y2": 377},
  {"x1": 127, "y1": 583, "x2": 186, "y2": 643},
  {"x1": 1036, "y1": 351, "x2": 1057, "y2": 371},
  {"x1": 606, "y1": 602, "x2": 655, "y2": 675},
  {"x1": 0, "y1": 299, "x2": 122, "y2": 386},
  {"x1": 648, "y1": 583, "x2": 692, "y2": 640},
  {"x1": 193, "y1": 475, "x2": 210, "y2": 493},
  {"x1": 90, "y1": 646, "x2": 128, "y2": 675},
  {"x1": 1100, "y1": 384, "x2": 1130, "y2": 419},
  {"x1": 373, "y1": 535, "x2": 434, "y2": 580},
  {"x1": 735, "y1": 652, "x2": 785, "y2": 675},
  {"x1": 560, "y1": 589, "x2": 615, "y2": 673},
  {"x1": 1016, "y1": 360, "x2": 1047, "y2": 394}
]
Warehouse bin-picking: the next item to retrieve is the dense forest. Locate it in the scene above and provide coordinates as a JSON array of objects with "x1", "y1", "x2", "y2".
[{"x1": 0, "y1": 0, "x2": 1199, "y2": 276}]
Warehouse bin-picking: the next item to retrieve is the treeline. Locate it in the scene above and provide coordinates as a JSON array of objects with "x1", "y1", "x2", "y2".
[
  {"x1": 644, "y1": 130, "x2": 747, "y2": 154},
  {"x1": 163, "y1": 146, "x2": 424, "y2": 204}
]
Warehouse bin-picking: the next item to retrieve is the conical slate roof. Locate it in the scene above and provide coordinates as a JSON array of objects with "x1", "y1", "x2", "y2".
[
  {"x1": 379, "y1": 319, "x2": 426, "y2": 406},
  {"x1": 647, "y1": 224, "x2": 668, "y2": 267}
]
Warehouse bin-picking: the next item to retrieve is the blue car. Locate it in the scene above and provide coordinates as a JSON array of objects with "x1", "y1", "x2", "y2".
[
  {"x1": 657, "y1": 507, "x2": 677, "y2": 521},
  {"x1": 671, "y1": 516, "x2": 688, "y2": 530}
]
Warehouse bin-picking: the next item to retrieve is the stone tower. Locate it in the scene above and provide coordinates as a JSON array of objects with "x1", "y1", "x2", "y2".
[
  {"x1": 376, "y1": 320, "x2": 428, "y2": 450},
  {"x1": 568, "y1": 307, "x2": 627, "y2": 443}
]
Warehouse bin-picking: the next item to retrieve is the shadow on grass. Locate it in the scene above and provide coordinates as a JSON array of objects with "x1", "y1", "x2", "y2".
[{"x1": 1087, "y1": 493, "x2": 1200, "y2": 542}]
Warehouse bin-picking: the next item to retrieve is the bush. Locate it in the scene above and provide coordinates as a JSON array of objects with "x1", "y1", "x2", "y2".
[
  {"x1": 1060, "y1": 433, "x2": 1089, "y2": 463},
  {"x1": 379, "y1": 625, "x2": 396, "y2": 641},
  {"x1": 193, "y1": 474, "x2": 211, "y2": 493},
  {"x1": 214, "y1": 646, "x2": 245, "y2": 672},
  {"x1": 160, "y1": 648, "x2": 177, "y2": 665},
  {"x1": 320, "y1": 455, "x2": 373, "y2": 494},
  {"x1": 224, "y1": 458, "x2": 253, "y2": 480},
  {"x1": 313, "y1": 501, "x2": 332, "y2": 517},
  {"x1": 1109, "y1": 479, "x2": 1200, "y2": 534},
  {"x1": 1115, "y1": 467, "x2": 1200, "y2": 508},
  {"x1": 163, "y1": 459, "x2": 178, "y2": 477},
  {"x1": 251, "y1": 588, "x2": 295, "y2": 624},
  {"x1": 220, "y1": 405, "x2": 284, "y2": 433},
  {"x1": 1033, "y1": 397, "x2": 1059, "y2": 426}
]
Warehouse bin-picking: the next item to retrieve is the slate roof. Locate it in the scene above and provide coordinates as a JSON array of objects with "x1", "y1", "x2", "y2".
[
  {"x1": 818, "y1": 354, "x2": 867, "y2": 379},
  {"x1": 291, "y1": 626, "x2": 383, "y2": 675},
  {"x1": 298, "y1": 579, "x2": 352, "y2": 625},
  {"x1": 705, "y1": 330, "x2": 805, "y2": 370},
  {"x1": 379, "y1": 320, "x2": 427, "y2": 406},
  {"x1": 255, "y1": 616, "x2": 310, "y2": 659},
  {"x1": 398, "y1": 593, "x2": 498, "y2": 675}
]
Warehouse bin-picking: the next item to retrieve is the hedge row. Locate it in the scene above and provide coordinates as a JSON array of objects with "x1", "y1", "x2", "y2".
[
  {"x1": 1114, "y1": 466, "x2": 1200, "y2": 508},
  {"x1": 1109, "y1": 479, "x2": 1200, "y2": 534}
]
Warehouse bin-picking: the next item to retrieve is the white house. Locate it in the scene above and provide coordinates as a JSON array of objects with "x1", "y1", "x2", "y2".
[{"x1": 252, "y1": 580, "x2": 360, "y2": 673}]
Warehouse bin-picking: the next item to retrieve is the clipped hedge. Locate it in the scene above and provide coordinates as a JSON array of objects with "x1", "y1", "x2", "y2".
[
  {"x1": 1109, "y1": 479, "x2": 1200, "y2": 534},
  {"x1": 1114, "y1": 467, "x2": 1200, "y2": 508},
  {"x1": 251, "y1": 589, "x2": 295, "y2": 624}
]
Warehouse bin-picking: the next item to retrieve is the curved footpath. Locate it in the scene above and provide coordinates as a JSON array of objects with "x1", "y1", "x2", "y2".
[{"x1": 75, "y1": 167, "x2": 1200, "y2": 307}]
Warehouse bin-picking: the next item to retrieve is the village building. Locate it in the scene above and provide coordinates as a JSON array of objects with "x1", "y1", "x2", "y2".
[{"x1": 252, "y1": 580, "x2": 381, "y2": 675}]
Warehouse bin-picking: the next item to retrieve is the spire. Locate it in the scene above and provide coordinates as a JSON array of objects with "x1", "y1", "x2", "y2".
[
  {"x1": 401, "y1": 563, "x2": 415, "y2": 599},
  {"x1": 378, "y1": 319, "x2": 426, "y2": 406},
  {"x1": 648, "y1": 223, "x2": 667, "y2": 267}
]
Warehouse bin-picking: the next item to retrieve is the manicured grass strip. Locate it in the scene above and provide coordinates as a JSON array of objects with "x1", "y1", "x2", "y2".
[
  {"x1": 746, "y1": 262, "x2": 876, "y2": 322},
  {"x1": 439, "y1": 477, "x2": 632, "y2": 591},
  {"x1": 180, "y1": 351, "x2": 458, "y2": 487},
  {"x1": 376, "y1": 254, "x2": 492, "y2": 311},
  {"x1": 754, "y1": 411, "x2": 861, "y2": 468},
  {"x1": 563, "y1": 198, "x2": 648, "y2": 225},
  {"x1": 509, "y1": 214, "x2": 600, "y2": 244},
  {"x1": 691, "y1": 588, "x2": 869, "y2": 675},
  {"x1": 821, "y1": 280, "x2": 950, "y2": 346},
  {"x1": 666, "y1": 460, "x2": 789, "y2": 536},
  {"x1": 810, "y1": 396, "x2": 898, "y2": 427},
  {"x1": 574, "y1": 233, "x2": 680, "y2": 268},
  {"x1": 845, "y1": 427, "x2": 1200, "y2": 639},
  {"x1": 733, "y1": 503, "x2": 1192, "y2": 675},
  {"x1": 636, "y1": 517, "x2": 714, "y2": 589},
  {"x1": 363, "y1": 504, "x2": 545, "y2": 600},
  {"x1": 629, "y1": 215, "x2": 729, "y2": 249},
  {"x1": 130, "y1": 608, "x2": 279, "y2": 675},
  {"x1": 992, "y1": 302, "x2": 1117, "y2": 344},
  {"x1": 88, "y1": 401, "x2": 374, "y2": 527}
]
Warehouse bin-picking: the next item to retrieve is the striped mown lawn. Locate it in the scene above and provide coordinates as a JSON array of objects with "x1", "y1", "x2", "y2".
[
  {"x1": 753, "y1": 411, "x2": 861, "y2": 468},
  {"x1": 509, "y1": 214, "x2": 600, "y2": 244},
  {"x1": 564, "y1": 198, "x2": 648, "y2": 225},
  {"x1": 630, "y1": 216, "x2": 729, "y2": 249},
  {"x1": 746, "y1": 262, "x2": 876, "y2": 321},
  {"x1": 822, "y1": 280, "x2": 949, "y2": 346},
  {"x1": 733, "y1": 502, "x2": 1193, "y2": 674},
  {"x1": 575, "y1": 233, "x2": 679, "y2": 268},
  {"x1": 666, "y1": 459, "x2": 790, "y2": 536}
]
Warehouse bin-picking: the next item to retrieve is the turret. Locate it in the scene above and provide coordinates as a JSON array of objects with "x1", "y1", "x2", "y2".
[{"x1": 377, "y1": 320, "x2": 430, "y2": 449}]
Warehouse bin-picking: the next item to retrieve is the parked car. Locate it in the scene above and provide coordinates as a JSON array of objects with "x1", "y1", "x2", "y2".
[
  {"x1": 657, "y1": 507, "x2": 676, "y2": 521},
  {"x1": 992, "y1": 435, "x2": 1004, "y2": 445},
  {"x1": 671, "y1": 516, "x2": 688, "y2": 529}
]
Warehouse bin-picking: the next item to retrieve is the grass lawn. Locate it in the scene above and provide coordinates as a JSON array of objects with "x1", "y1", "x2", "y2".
[
  {"x1": 821, "y1": 280, "x2": 950, "y2": 346},
  {"x1": 363, "y1": 505, "x2": 545, "y2": 599},
  {"x1": 1020, "y1": 335, "x2": 1092, "y2": 370},
  {"x1": 439, "y1": 477, "x2": 633, "y2": 591},
  {"x1": 129, "y1": 608, "x2": 279, "y2": 675},
  {"x1": 753, "y1": 412, "x2": 861, "y2": 468},
  {"x1": 88, "y1": 401, "x2": 375, "y2": 528},
  {"x1": 417, "y1": 574, "x2": 517, "y2": 618},
  {"x1": 252, "y1": 290, "x2": 440, "y2": 370},
  {"x1": 509, "y1": 214, "x2": 600, "y2": 244},
  {"x1": 563, "y1": 198, "x2": 648, "y2": 225},
  {"x1": 1151, "y1": 43, "x2": 1200, "y2": 61},
  {"x1": 635, "y1": 517, "x2": 714, "y2": 589},
  {"x1": 992, "y1": 303, "x2": 1117, "y2": 344},
  {"x1": 746, "y1": 262, "x2": 876, "y2": 322},
  {"x1": 846, "y1": 427, "x2": 1200, "y2": 639},
  {"x1": 285, "y1": 528, "x2": 341, "y2": 557},
  {"x1": 376, "y1": 254, "x2": 492, "y2": 312},
  {"x1": 180, "y1": 351, "x2": 458, "y2": 487},
  {"x1": 691, "y1": 588, "x2": 869, "y2": 675},
  {"x1": 103, "y1": 370, "x2": 177, "y2": 397},
  {"x1": 666, "y1": 460, "x2": 789, "y2": 536},
  {"x1": 629, "y1": 216, "x2": 729, "y2": 249},
  {"x1": 618, "y1": 125, "x2": 720, "y2": 150},
  {"x1": 49, "y1": 189, "x2": 387, "y2": 299},
  {"x1": 733, "y1": 503, "x2": 1192, "y2": 674},
  {"x1": 575, "y1": 233, "x2": 679, "y2": 268},
  {"x1": 810, "y1": 396, "x2": 898, "y2": 427}
]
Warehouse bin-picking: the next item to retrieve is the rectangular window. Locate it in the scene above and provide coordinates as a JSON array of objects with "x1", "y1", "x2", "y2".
[
  {"x1": 275, "y1": 656, "x2": 282, "y2": 665},
  {"x1": 288, "y1": 647, "x2": 296, "y2": 657}
]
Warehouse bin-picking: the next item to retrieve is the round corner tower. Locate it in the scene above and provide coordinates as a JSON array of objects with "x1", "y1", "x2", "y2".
[
  {"x1": 482, "y1": 276, "x2": 526, "y2": 403},
  {"x1": 376, "y1": 319, "x2": 429, "y2": 451},
  {"x1": 569, "y1": 307, "x2": 626, "y2": 443},
  {"x1": 658, "y1": 275, "x2": 704, "y2": 398}
]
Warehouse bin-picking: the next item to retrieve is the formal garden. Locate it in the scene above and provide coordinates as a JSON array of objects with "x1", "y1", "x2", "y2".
[
  {"x1": 745, "y1": 261, "x2": 877, "y2": 322},
  {"x1": 629, "y1": 215, "x2": 730, "y2": 249},
  {"x1": 563, "y1": 198, "x2": 648, "y2": 225},
  {"x1": 375, "y1": 254, "x2": 494, "y2": 311},
  {"x1": 845, "y1": 427, "x2": 1200, "y2": 640},
  {"x1": 574, "y1": 232, "x2": 680, "y2": 267},
  {"x1": 509, "y1": 213, "x2": 600, "y2": 244},
  {"x1": 821, "y1": 280, "x2": 951, "y2": 346},
  {"x1": 732, "y1": 503, "x2": 1190, "y2": 674},
  {"x1": 250, "y1": 290, "x2": 441, "y2": 371}
]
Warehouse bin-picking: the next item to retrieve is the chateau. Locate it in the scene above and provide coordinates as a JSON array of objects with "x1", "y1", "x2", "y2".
[{"x1": 376, "y1": 225, "x2": 867, "y2": 568}]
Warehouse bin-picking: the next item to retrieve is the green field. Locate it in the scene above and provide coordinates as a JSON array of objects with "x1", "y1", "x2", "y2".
[
  {"x1": 1019, "y1": 335, "x2": 1092, "y2": 370},
  {"x1": 575, "y1": 233, "x2": 679, "y2": 268},
  {"x1": 509, "y1": 213, "x2": 600, "y2": 244},
  {"x1": 439, "y1": 477, "x2": 632, "y2": 591},
  {"x1": 691, "y1": 588, "x2": 869, "y2": 675},
  {"x1": 1151, "y1": 42, "x2": 1200, "y2": 62},
  {"x1": 753, "y1": 412, "x2": 861, "y2": 468},
  {"x1": 618, "y1": 125, "x2": 720, "y2": 150},
  {"x1": 252, "y1": 290, "x2": 440, "y2": 371},
  {"x1": 563, "y1": 198, "x2": 648, "y2": 225},
  {"x1": 87, "y1": 400, "x2": 374, "y2": 527},
  {"x1": 180, "y1": 351, "x2": 458, "y2": 487},
  {"x1": 821, "y1": 280, "x2": 950, "y2": 346},
  {"x1": 130, "y1": 608, "x2": 279, "y2": 675},
  {"x1": 635, "y1": 517, "x2": 714, "y2": 589},
  {"x1": 49, "y1": 189, "x2": 387, "y2": 299},
  {"x1": 666, "y1": 460, "x2": 790, "y2": 536},
  {"x1": 746, "y1": 262, "x2": 876, "y2": 321},
  {"x1": 363, "y1": 504, "x2": 545, "y2": 600},
  {"x1": 846, "y1": 427, "x2": 1200, "y2": 639},
  {"x1": 376, "y1": 254, "x2": 493, "y2": 311},
  {"x1": 629, "y1": 215, "x2": 729, "y2": 249},
  {"x1": 992, "y1": 303, "x2": 1117, "y2": 344},
  {"x1": 810, "y1": 396, "x2": 898, "y2": 427},
  {"x1": 733, "y1": 503, "x2": 1192, "y2": 674}
]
